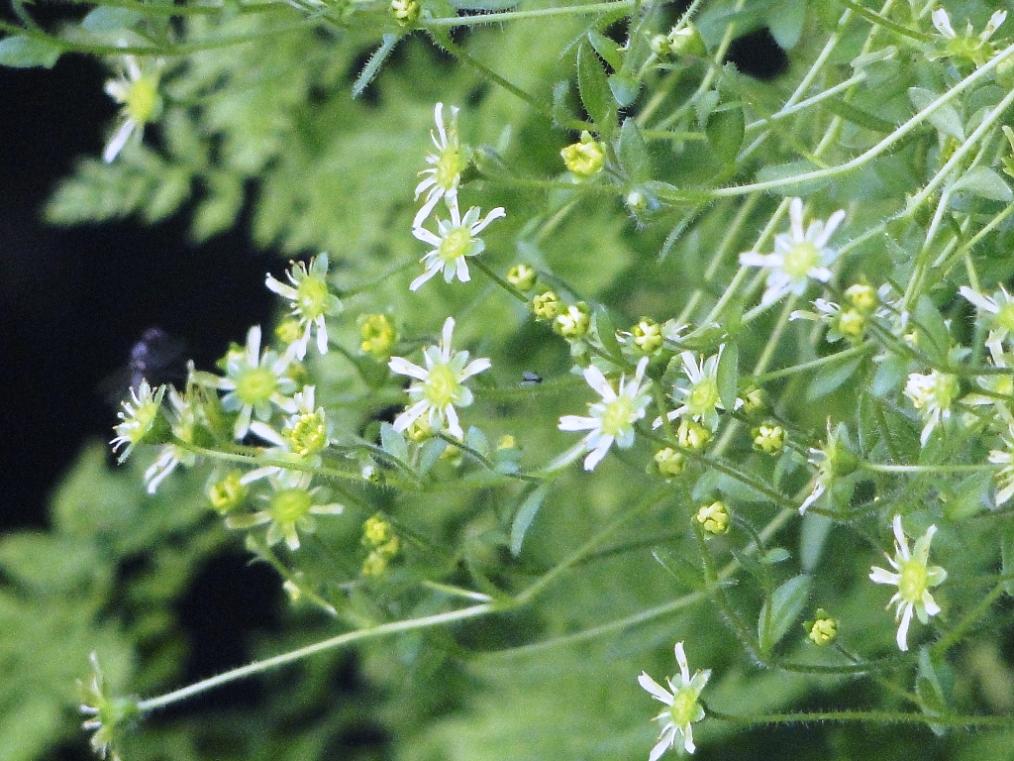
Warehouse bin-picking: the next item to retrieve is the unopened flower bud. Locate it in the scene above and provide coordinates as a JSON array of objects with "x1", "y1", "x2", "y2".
[
  {"x1": 359, "y1": 313, "x2": 396, "y2": 359},
  {"x1": 752, "y1": 422, "x2": 786, "y2": 455},
  {"x1": 208, "y1": 470, "x2": 248, "y2": 513},
  {"x1": 390, "y1": 0, "x2": 420, "y2": 25},
  {"x1": 507, "y1": 263, "x2": 537, "y2": 291},
  {"x1": 561, "y1": 131, "x2": 605, "y2": 178},
  {"x1": 554, "y1": 302, "x2": 591, "y2": 339},
  {"x1": 804, "y1": 609, "x2": 838, "y2": 646},
  {"x1": 532, "y1": 290, "x2": 561, "y2": 321},
  {"x1": 676, "y1": 418, "x2": 712, "y2": 451},
  {"x1": 653, "y1": 447, "x2": 686, "y2": 477},
  {"x1": 631, "y1": 317, "x2": 663, "y2": 354},
  {"x1": 696, "y1": 500, "x2": 730, "y2": 535}
]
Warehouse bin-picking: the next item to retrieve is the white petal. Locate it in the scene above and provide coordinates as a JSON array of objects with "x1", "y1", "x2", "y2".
[
  {"x1": 869, "y1": 566, "x2": 900, "y2": 585},
  {"x1": 444, "y1": 403, "x2": 463, "y2": 439},
  {"x1": 315, "y1": 319, "x2": 329, "y2": 355},
  {"x1": 440, "y1": 317, "x2": 456, "y2": 356},
  {"x1": 892, "y1": 515, "x2": 910, "y2": 560},
  {"x1": 471, "y1": 206, "x2": 506, "y2": 234},
  {"x1": 638, "y1": 672, "x2": 673, "y2": 704},
  {"x1": 246, "y1": 325, "x2": 262, "y2": 365},
  {"x1": 739, "y1": 252, "x2": 780, "y2": 268},
  {"x1": 389, "y1": 357, "x2": 429, "y2": 381},
  {"x1": 102, "y1": 119, "x2": 135, "y2": 163},
  {"x1": 674, "y1": 642, "x2": 691, "y2": 683},
  {"x1": 583, "y1": 364, "x2": 616, "y2": 401},
  {"x1": 559, "y1": 415, "x2": 598, "y2": 432},
  {"x1": 413, "y1": 226, "x2": 443, "y2": 247},
  {"x1": 413, "y1": 188, "x2": 443, "y2": 228},
  {"x1": 895, "y1": 602, "x2": 913, "y2": 651},
  {"x1": 460, "y1": 357, "x2": 491, "y2": 380},
  {"x1": 682, "y1": 723, "x2": 696, "y2": 754},
  {"x1": 648, "y1": 733, "x2": 672, "y2": 761},
  {"x1": 922, "y1": 590, "x2": 941, "y2": 617},
  {"x1": 393, "y1": 400, "x2": 429, "y2": 432},
  {"x1": 788, "y1": 197, "x2": 805, "y2": 241},
  {"x1": 410, "y1": 266, "x2": 441, "y2": 292},
  {"x1": 265, "y1": 274, "x2": 298, "y2": 300},
  {"x1": 932, "y1": 8, "x2": 956, "y2": 38},
  {"x1": 583, "y1": 436, "x2": 613, "y2": 470}
]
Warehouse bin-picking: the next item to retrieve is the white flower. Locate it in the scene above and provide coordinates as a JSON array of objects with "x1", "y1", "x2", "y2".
[
  {"x1": 110, "y1": 379, "x2": 166, "y2": 462},
  {"x1": 989, "y1": 425, "x2": 1014, "y2": 507},
  {"x1": 410, "y1": 196, "x2": 505, "y2": 291},
  {"x1": 225, "y1": 470, "x2": 343, "y2": 551},
  {"x1": 959, "y1": 284, "x2": 1014, "y2": 349},
  {"x1": 388, "y1": 317, "x2": 491, "y2": 440},
  {"x1": 103, "y1": 55, "x2": 162, "y2": 163},
  {"x1": 739, "y1": 197, "x2": 845, "y2": 306},
  {"x1": 414, "y1": 102, "x2": 469, "y2": 228},
  {"x1": 194, "y1": 326, "x2": 297, "y2": 440},
  {"x1": 143, "y1": 387, "x2": 199, "y2": 493},
  {"x1": 869, "y1": 516, "x2": 947, "y2": 651},
  {"x1": 243, "y1": 386, "x2": 330, "y2": 483},
  {"x1": 637, "y1": 642, "x2": 711, "y2": 758},
  {"x1": 655, "y1": 346, "x2": 736, "y2": 431},
  {"x1": 559, "y1": 357, "x2": 652, "y2": 471},
  {"x1": 931, "y1": 8, "x2": 1007, "y2": 65},
  {"x1": 799, "y1": 421, "x2": 855, "y2": 514},
  {"x1": 904, "y1": 369, "x2": 959, "y2": 445},
  {"x1": 265, "y1": 254, "x2": 342, "y2": 360}
]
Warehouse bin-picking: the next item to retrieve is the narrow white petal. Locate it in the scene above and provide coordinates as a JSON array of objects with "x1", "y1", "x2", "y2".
[
  {"x1": 471, "y1": 206, "x2": 507, "y2": 234},
  {"x1": 393, "y1": 400, "x2": 429, "y2": 432},
  {"x1": 583, "y1": 437, "x2": 613, "y2": 470},
  {"x1": 674, "y1": 642, "x2": 691, "y2": 683},
  {"x1": 583, "y1": 364, "x2": 616, "y2": 401},
  {"x1": 932, "y1": 8, "x2": 955, "y2": 38},
  {"x1": 896, "y1": 603, "x2": 913, "y2": 651},
  {"x1": 410, "y1": 266, "x2": 441, "y2": 292},
  {"x1": 638, "y1": 672, "x2": 674, "y2": 704},
  {"x1": 460, "y1": 357, "x2": 491, "y2": 380},
  {"x1": 649, "y1": 733, "x2": 672, "y2": 761},
  {"x1": 444, "y1": 403, "x2": 463, "y2": 439},
  {"x1": 869, "y1": 566, "x2": 900, "y2": 585},
  {"x1": 103, "y1": 119, "x2": 135, "y2": 163},
  {"x1": 788, "y1": 197, "x2": 805, "y2": 241},
  {"x1": 389, "y1": 357, "x2": 429, "y2": 381},
  {"x1": 892, "y1": 516, "x2": 910, "y2": 560},
  {"x1": 559, "y1": 415, "x2": 598, "y2": 432}
]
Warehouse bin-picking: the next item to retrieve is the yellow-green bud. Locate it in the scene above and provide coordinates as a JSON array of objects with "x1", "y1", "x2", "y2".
[
  {"x1": 390, "y1": 0, "x2": 420, "y2": 25},
  {"x1": 676, "y1": 418, "x2": 712, "y2": 451},
  {"x1": 362, "y1": 514, "x2": 394, "y2": 548},
  {"x1": 741, "y1": 386, "x2": 766, "y2": 416},
  {"x1": 653, "y1": 447, "x2": 686, "y2": 477},
  {"x1": 498, "y1": 434, "x2": 518, "y2": 450},
  {"x1": 695, "y1": 500, "x2": 730, "y2": 535},
  {"x1": 532, "y1": 290, "x2": 561, "y2": 321},
  {"x1": 507, "y1": 264, "x2": 537, "y2": 292},
  {"x1": 208, "y1": 470, "x2": 247, "y2": 513},
  {"x1": 561, "y1": 131, "x2": 606, "y2": 178},
  {"x1": 844, "y1": 283, "x2": 877, "y2": 313},
  {"x1": 554, "y1": 302, "x2": 591, "y2": 339},
  {"x1": 804, "y1": 609, "x2": 838, "y2": 646},
  {"x1": 837, "y1": 308, "x2": 866, "y2": 340},
  {"x1": 359, "y1": 313, "x2": 396, "y2": 359},
  {"x1": 752, "y1": 422, "x2": 786, "y2": 455},
  {"x1": 405, "y1": 416, "x2": 433, "y2": 443},
  {"x1": 631, "y1": 317, "x2": 663, "y2": 354},
  {"x1": 362, "y1": 550, "x2": 389, "y2": 577},
  {"x1": 666, "y1": 24, "x2": 705, "y2": 57},
  {"x1": 275, "y1": 318, "x2": 303, "y2": 346},
  {"x1": 650, "y1": 34, "x2": 672, "y2": 58}
]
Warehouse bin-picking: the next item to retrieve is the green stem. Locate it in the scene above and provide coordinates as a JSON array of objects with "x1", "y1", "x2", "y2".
[
  {"x1": 932, "y1": 582, "x2": 1006, "y2": 656},
  {"x1": 707, "y1": 706, "x2": 1014, "y2": 729},
  {"x1": 423, "y1": 0, "x2": 634, "y2": 27}
]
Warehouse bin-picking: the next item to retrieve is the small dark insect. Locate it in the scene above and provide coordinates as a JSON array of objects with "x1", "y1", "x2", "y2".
[
  {"x1": 102, "y1": 327, "x2": 187, "y2": 404},
  {"x1": 520, "y1": 371, "x2": 543, "y2": 386}
]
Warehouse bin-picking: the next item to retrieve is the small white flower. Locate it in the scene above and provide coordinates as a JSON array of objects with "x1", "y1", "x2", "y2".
[
  {"x1": 414, "y1": 102, "x2": 470, "y2": 228},
  {"x1": 225, "y1": 470, "x2": 343, "y2": 551},
  {"x1": 388, "y1": 317, "x2": 491, "y2": 440},
  {"x1": 959, "y1": 285, "x2": 1014, "y2": 349},
  {"x1": 103, "y1": 55, "x2": 162, "y2": 163},
  {"x1": 799, "y1": 421, "x2": 855, "y2": 514},
  {"x1": 410, "y1": 196, "x2": 505, "y2": 291},
  {"x1": 559, "y1": 357, "x2": 652, "y2": 471},
  {"x1": 869, "y1": 516, "x2": 947, "y2": 651},
  {"x1": 110, "y1": 379, "x2": 166, "y2": 463},
  {"x1": 989, "y1": 425, "x2": 1014, "y2": 507},
  {"x1": 194, "y1": 326, "x2": 297, "y2": 440},
  {"x1": 655, "y1": 346, "x2": 736, "y2": 431},
  {"x1": 143, "y1": 387, "x2": 199, "y2": 494},
  {"x1": 243, "y1": 386, "x2": 330, "y2": 483},
  {"x1": 904, "y1": 369, "x2": 959, "y2": 445},
  {"x1": 739, "y1": 197, "x2": 846, "y2": 306},
  {"x1": 637, "y1": 642, "x2": 711, "y2": 758},
  {"x1": 265, "y1": 254, "x2": 342, "y2": 359},
  {"x1": 931, "y1": 8, "x2": 1007, "y2": 65},
  {"x1": 932, "y1": 7, "x2": 1006, "y2": 42}
]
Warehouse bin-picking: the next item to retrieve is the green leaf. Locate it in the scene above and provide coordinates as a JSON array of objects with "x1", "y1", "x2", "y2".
[
  {"x1": 594, "y1": 305, "x2": 622, "y2": 359},
  {"x1": 587, "y1": 29, "x2": 622, "y2": 70},
  {"x1": 913, "y1": 295, "x2": 950, "y2": 364},
  {"x1": 81, "y1": 7, "x2": 142, "y2": 32},
  {"x1": 418, "y1": 437, "x2": 448, "y2": 475},
  {"x1": 1001, "y1": 523, "x2": 1014, "y2": 596},
  {"x1": 760, "y1": 547, "x2": 790, "y2": 564},
  {"x1": 908, "y1": 87, "x2": 964, "y2": 141},
  {"x1": 191, "y1": 173, "x2": 244, "y2": 241},
  {"x1": 706, "y1": 106, "x2": 745, "y2": 165},
  {"x1": 820, "y1": 96, "x2": 896, "y2": 133},
  {"x1": 510, "y1": 485, "x2": 549, "y2": 557},
  {"x1": 608, "y1": 73, "x2": 639, "y2": 109},
  {"x1": 916, "y1": 647, "x2": 950, "y2": 737},
  {"x1": 799, "y1": 512, "x2": 832, "y2": 572},
  {"x1": 0, "y1": 35, "x2": 60, "y2": 69},
  {"x1": 758, "y1": 574, "x2": 812, "y2": 654},
  {"x1": 767, "y1": 0, "x2": 805, "y2": 50},
  {"x1": 577, "y1": 42, "x2": 614, "y2": 136},
  {"x1": 464, "y1": 426, "x2": 490, "y2": 458},
  {"x1": 716, "y1": 342, "x2": 739, "y2": 412},
  {"x1": 952, "y1": 167, "x2": 1013, "y2": 202},
  {"x1": 807, "y1": 354, "x2": 863, "y2": 400},
  {"x1": 380, "y1": 422, "x2": 409, "y2": 462},
  {"x1": 617, "y1": 117, "x2": 649, "y2": 182}
]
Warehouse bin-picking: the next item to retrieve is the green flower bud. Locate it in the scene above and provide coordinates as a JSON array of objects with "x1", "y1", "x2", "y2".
[
  {"x1": 561, "y1": 131, "x2": 605, "y2": 178},
  {"x1": 553, "y1": 302, "x2": 591, "y2": 339},
  {"x1": 532, "y1": 290, "x2": 561, "y2": 321},
  {"x1": 653, "y1": 446, "x2": 686, "y2": 477},
  {"x1": 507, "y1": 263, "x2": 537, "y2": 291},
  {"x1": 804, "y1": 609, "x2": 838, "y2": 646},
  {"x1": 752, "y1": 422, "x2": 786, "y2": 455},
  {"x1": 695, "y1": 500, "x2": 730, "y2": 535},
  {"x1": 208, "y1": 470, "x2": 248, "y2": 513}
]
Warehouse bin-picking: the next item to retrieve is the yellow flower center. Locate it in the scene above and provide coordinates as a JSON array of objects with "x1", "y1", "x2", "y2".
[
  {"x1": 783, "y1": 241, "x2": 820, "y2": 278},
  {"x1": 125, "y1": 75, "x2": 160, "y2": 124},
  {"x1": 423, "y1": 364, "x2": 460, "y2": 407},
  {"x1": 436, "y1": 148, "x2": 465, "y2": 190},
  {"x1": 236, "y1": 367, "x2": 277, "y2": 406},
  {"x1": 899, "y1": 558, "x2": 928, "y2": 603},
  {"x1": 270, "y1": 488, "x2": 312, "y2": 524},
  {"x1": 296, "y1": 276, "x2": 330, "y2": 319},
  {"x1": 687, "y1": 379, "x2": 719, "y2": 414},
  {"x1": 285, "y1": 412, "x2": 327, "y2": 457},
  {"x1": 669, "y1": 688, "x2": 699, "y2": 727},
  {"x1": 438, "y1": 227, "x2": 473, "y2": 263},
  {"x1": 600, "y1": 396, "x2": 634, "y2": 437}
]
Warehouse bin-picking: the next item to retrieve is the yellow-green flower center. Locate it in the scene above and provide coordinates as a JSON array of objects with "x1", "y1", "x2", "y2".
[
  {"x1": 687, "y1": 379, "x2": 719, "y2": 414},
  {"x1": 285, "y1": 412, "x2": 327, "y2": 457},
  {"x1": 600, "y1": 396, "x2": 634, "y2": 437},
  {"x1": 423, "y1": 363, "x2": 460, "y2": 407},
  {"x1": 436, "y1": 148, "x2": 465, "y2": 190},
  {"x1": 783, "y1": 241, "x2": 820, "y2": 278},
  {"x1": 270, "y1": 488, "x2": 312, "y2": 524},
  {"x1": 996, "y1": 302, "x2": 1014, "y2": 332},
  {"x1": 296, "y1": 276, "x2": 330, "y2": 319},
  {"x1": 669, "y1": 688, "x2": 699, "y2": 727},
  {"x1": 439, "y1": 227, "x2": 473, "y2": 263},
  {"x1": 899, "y1": 558, "x2": 928, "y2": 603},
  {"x1": 125, "y1": 75, "x2": 160, "y2": 124},
  {"x1": 126, "y1": 401, "x2": 160, "y2": 442},
  {"x1": 236, "y1": 367, "x2": 277, "y2": 405}
]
